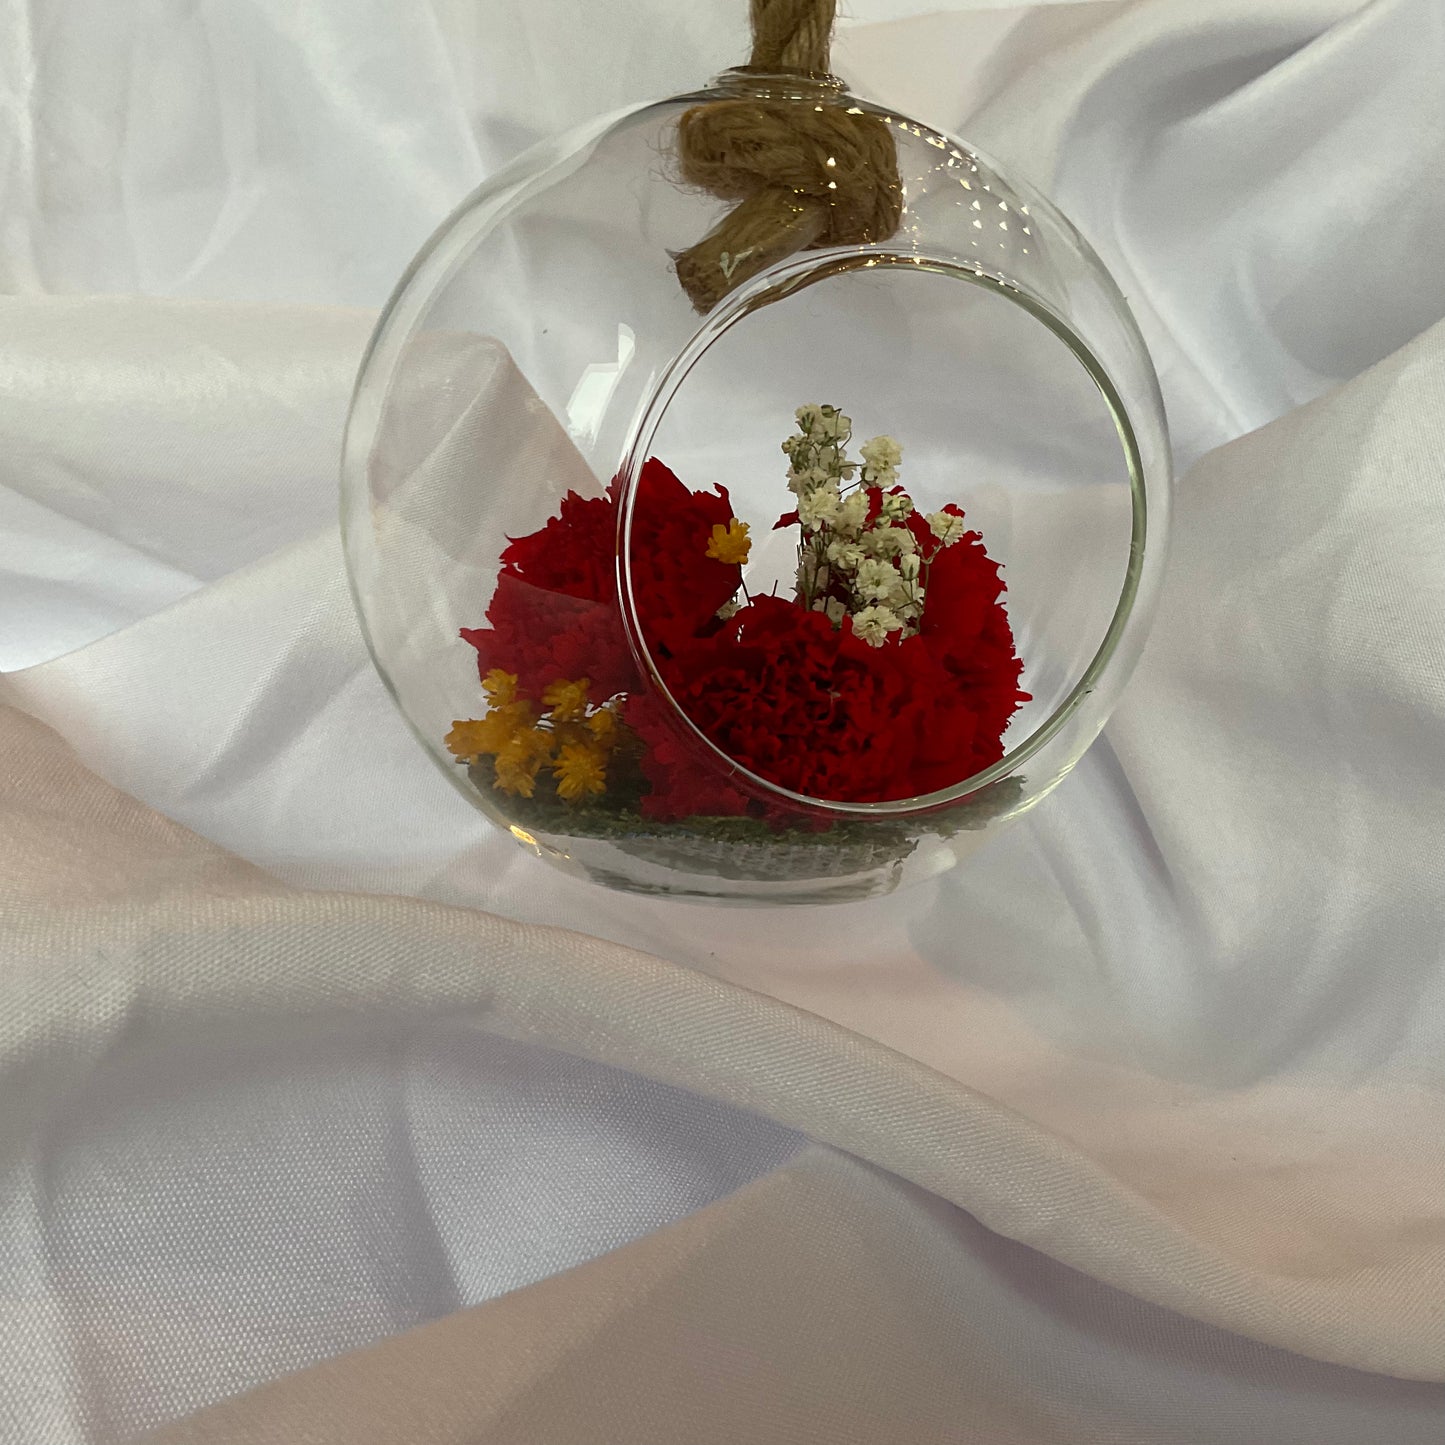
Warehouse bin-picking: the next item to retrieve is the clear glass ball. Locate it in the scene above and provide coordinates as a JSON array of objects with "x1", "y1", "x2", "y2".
[{"x1": 342, "y1": 70, "x2": 1171, "y2": 904}]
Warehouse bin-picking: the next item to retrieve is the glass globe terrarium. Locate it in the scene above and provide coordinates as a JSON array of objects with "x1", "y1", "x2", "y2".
[{"x1": 342, "y1": 66, "x2": 1171, "y2": 904}]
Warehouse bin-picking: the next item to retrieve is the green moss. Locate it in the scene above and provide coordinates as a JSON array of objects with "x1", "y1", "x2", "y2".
[{"x1": 466, "y1": 761, "x2": 1025, "y2": 859}]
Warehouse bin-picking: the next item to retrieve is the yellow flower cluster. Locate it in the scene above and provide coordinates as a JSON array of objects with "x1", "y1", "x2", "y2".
[{"x1": 446, "y1": 672, "x2": 620, "y2": 802}]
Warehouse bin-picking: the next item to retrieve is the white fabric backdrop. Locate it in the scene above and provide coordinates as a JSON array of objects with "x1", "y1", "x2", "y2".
[{"x1": 3, "y1": 0, "x2": 1445, "y2": 1440}]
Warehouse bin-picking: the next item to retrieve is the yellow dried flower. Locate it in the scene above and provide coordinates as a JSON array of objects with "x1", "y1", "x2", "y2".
[
  {"x1": 585, "y1": 707, "x2": 620, "y2": 748},
  {"x1": 492, "y1": 756, "x2": 538, "y2": 798},
  {"x1": 491, "y1": 727, "x2": 553, "y2": 798},
  {"x1": 542, "y1": 676, "x2": 591, "y2": 722},
  {"x1": 445, "y1": 701, "x2": 534, "y2": 760},
  {"x1": 481, "y1": 669, "x2": 518, "y2": 705},
  {"x1": 444, "y1": 718, "x2": 491, "y2": 760},
  {"x1": 706, "y1": 518, "x2": 751, "y2": 566},
  {"x1": 554, "y1": 742, "x2": 607, "y2": 802},
  {"x1": 510, "y1": 726, "x2": 557, "y2": 765}
]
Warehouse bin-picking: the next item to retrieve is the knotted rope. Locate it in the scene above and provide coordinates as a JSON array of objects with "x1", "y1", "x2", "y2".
[{"x1": 672, "y1": 0, "x2": 903, "y2": 313}]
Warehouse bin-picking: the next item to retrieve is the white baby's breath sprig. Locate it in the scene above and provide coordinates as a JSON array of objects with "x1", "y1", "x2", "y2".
[
  {"x1": 879, "y1": 490, "x2": 913, "y2": 523},
  {"x1": 851, "y1": 604, "x2": 904, "y2": 647},
  {"x1": 860, "y1": 435, "x2": 903, "y2": 489},
  {"x1": 797, "y1": 479, "x2": 842, "y2": 531},
  {"x1": 861, "y1": 525, "x2": 916, "y2": 560},
  {"x1": 834, "y1": 490, "x2": 870, "y2": 538},
  {"x1": 927, "y1": 510, "x2": 968, "y2": 546},
  {"x1": 783, "y1": 405, "x2": 975, "y2": 640},
  {"x1": 854, "y1": 556, "x2": 900, "y2": 604}
]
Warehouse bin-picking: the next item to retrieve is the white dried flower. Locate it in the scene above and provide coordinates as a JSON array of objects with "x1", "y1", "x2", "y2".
[
  {"x1": 824, "y1": 597, "x2": 848, "y2": 626},
  {"x1": 806, "y1": 405, "x2": 849, "y2": 442},
  {"x1": 797, "y1": 480, "x2": 841, "y2": 531},
  {"x1": 928, "y1": 510, "x2": 968, "y2": 546},
  {"x1": 897, "y1": 552, "x2": 922, "y2": 582},
  {"x1": 851, "y1": 604, "x2": 903, "y2": 647},
  {"x1": 860, "y1": 435, "x2": 902, "y2": 473},
  {"x1": 787, "y1": 463, "x2": 831, "y2": 497},
  {"x1": 792, "y1": 403, "x2": 851, "y2": 444},
  {"x1": 879, "y1": 491, "x2": 914, "y2": 522},
  {"x1": 861, "y1": 436, "x2": 902, "y2": 487},
  {"x1": 862, "y1": 525, "x2": 916, "y2": 559},
  {"x1": 715, "y1": 598, "x2": 742, "y2": 621},
  {"x1": 855, "y1": 556, "x2": 901, "y2": 603},
  {"x1": 825, "y1": 539, "x2": 863, "y2": 572},
  {"x1": 834, "y1": 490, "x2": 871, "y2": 537}
]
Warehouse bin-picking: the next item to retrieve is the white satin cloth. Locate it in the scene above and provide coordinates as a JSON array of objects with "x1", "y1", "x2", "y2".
[{"x1": 3, "y1": 1, "x2": 1445, "y2": 1442}]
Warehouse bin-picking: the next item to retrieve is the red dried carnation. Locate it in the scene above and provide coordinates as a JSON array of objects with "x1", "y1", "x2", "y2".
[
  {"x1": 650, "y1": 596, "x2": 949, "y2": 803},
  {"x1": 463, "y1": 576, "x2": 636, "y2": 702},
  {"x1": 622, "y1": 691, "x2": 752, "y2": 821},
  {"x1": 498, "y1": 488, "x2": 616, "y2": 603},
  {"x1": 647, "y1": 498, "x2": 1027, "y2": 805},
  {"x1": 627, "y1": 459, "x2": 741, "y2": 657},
  {"x1": 462, "y1": 458, "x2": 743, "y2": 705}
]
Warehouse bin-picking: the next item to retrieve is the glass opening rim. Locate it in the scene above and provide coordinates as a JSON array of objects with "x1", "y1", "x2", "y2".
[{"x1": 616, "y1": 243, "x2": 1149, "y2": 821}]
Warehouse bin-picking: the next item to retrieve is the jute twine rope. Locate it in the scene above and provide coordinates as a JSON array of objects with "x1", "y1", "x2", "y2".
[{"x1": 672, "y1": 0, "x2": 903, "y2": 312}]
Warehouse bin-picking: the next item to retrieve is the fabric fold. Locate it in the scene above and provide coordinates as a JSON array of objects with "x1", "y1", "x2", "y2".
[{"x1": 3, "y1": 699, "x2": 1444, "y2": 1390}]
